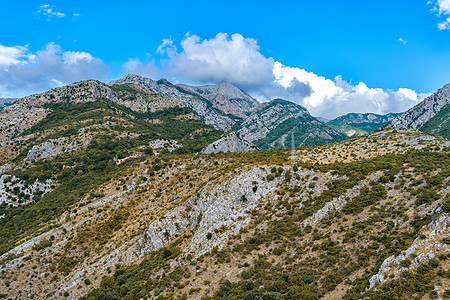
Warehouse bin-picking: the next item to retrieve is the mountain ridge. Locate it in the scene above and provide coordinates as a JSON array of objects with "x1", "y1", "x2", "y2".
[{"x1": 390, "y1": 83, "x2": 450, "y2": 138}]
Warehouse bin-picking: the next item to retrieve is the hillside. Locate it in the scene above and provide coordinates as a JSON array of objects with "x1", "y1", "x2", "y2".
[
  {"x1": 237, "y1": 99, "x2": 345, "y2": 149},
  {"x1": 0, "y1": 119, "x2": 448, "y2": 299},
  {"x1": 327, "y1": 112, "x2": 400, "y2": 137},
  {"x1": 0, "y1": 78, "x2": 449, "y2": 300},
  {"x1": 391, "y1": 83, "x2": 450, "y2": 138}
]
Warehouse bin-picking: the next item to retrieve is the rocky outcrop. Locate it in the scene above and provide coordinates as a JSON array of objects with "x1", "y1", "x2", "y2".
[
  {"x1": 369, "y1": 211, "x2": 450, "y2": 289},
  {"x1": 390, "y1": 83, "x2": 450, "y2": 130},
  {"x1": 109, "y1": 74, "x2": 236, "y2": 131},
  {"x1": 26, "y1": 138, "x2": 66, "y2": 160},
  {"x1": 201, "y1": 132, "x2": 258, "y2": 154},
  {"x1": 0, "y1": 175, "x2": 54, "y2": 206},
  {"x1": 148, "y1": 139, "x2": 182, "y2": 154}
]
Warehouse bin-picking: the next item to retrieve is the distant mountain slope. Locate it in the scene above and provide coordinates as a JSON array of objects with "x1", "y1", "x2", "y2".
[
  {"x1": 237, "y1": 98, "x2": 345, "y2": 149},
  {"x1": 390, "y1": 83, "x2": 450, "y2": 138},
  {"x1": 177, "y1": 82, "x2": 260, "y2": 118},
  {"x1": 109, "y1": 74, "x2": 238, "y2": 131},
  {"x1": 0, "y1": 98, "x2": 18, "y2": 110},
  {"x1": 327, "y1": 112, "x2": 400, "y2": 137}
]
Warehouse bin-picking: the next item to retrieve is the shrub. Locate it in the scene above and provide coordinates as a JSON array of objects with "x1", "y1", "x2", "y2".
[{"x1": 266, "y1": 174, "x2": 275, "y2": 181}]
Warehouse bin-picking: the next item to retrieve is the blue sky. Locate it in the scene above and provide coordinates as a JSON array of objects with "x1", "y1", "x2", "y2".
[{"x1": 1, "y1": 0, "x2": 449, "y2": 118}]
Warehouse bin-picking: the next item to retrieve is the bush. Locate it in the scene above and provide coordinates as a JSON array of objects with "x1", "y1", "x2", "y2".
[{"x1": 266, "y1": 174, "x2": 275, "y2": 181}]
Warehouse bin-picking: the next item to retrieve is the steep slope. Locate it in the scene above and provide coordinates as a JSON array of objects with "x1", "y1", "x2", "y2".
[
  {"x1": 1, "y1": 128, "x2": 448, "y2": 299},
  {"x1": 327, "y1": 112, "x2": 400, "y2": 137},
  {"x1": 177, "y1": 82, "x2": 260, "y2": 118},
  {"x1": 237, "y1": 98, "x2": 345, "y2": 149},
  {"x1": 109, "y1": 74, "x2": 237, "y2": 131},
  {"x1": 390, "y1": 83, "x2": 450, "y2": 138}
]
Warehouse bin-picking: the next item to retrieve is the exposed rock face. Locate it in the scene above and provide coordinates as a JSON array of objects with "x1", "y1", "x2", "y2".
[
  {"x1": 26, "y1": 138, "x2": 66, "y2": 160},
  {"x1": 237, "y1": 98, "x2": 344, "y2": 148},
  {"x1": 148, "y1": 139, "x2": 182, "y2": 153},
  {"x1": 201, "y1": 132, "x2": 258, "y2": 154},
  {"x1": 238, "y1": 99, "x2": 310, "y2": 143},
  {"x1": 109, "y1": 74, "x2": 236, "y2": 131},
  {"x1": 177, "y1": 82, "x2": 260, "y2": 118},
  {"x1": 390, "y1": 83, "x2": 450, "y2": 130},
  {"x1": 0, "y1": 175, "x2": 54, "y2": 206}
]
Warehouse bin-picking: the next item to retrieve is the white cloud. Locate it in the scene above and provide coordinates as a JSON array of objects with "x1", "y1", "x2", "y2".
[
  {"x1": 0, "y1": 45, "x2": 29, "y2": 67},
  {"x1": 62, "y1": 51, "x2": 93, "y2": 64},
  {"x1": 430, "y1": 0, "x2": 450, "y2": 29},
  {"x1": 399, "y1": 37, "x2": 407, "y2": 44},
  {"x1": 0, "y1": 43, "x2": 109, "y2": 97},
  {"x1": 124, "y1": 33, "x2": 424, "y2": 119},
  {"x1": 123, "y1": 58, "x2": 160, "y2": 78},
  {"x1": 264, "y1": 62, "x2": 422, "y2": 118},
  {"x1": 37, "y1": 4, "x2": 66, "y2": 19},
  {"x1": 127, "y1": 33, "x2": 275, "y2": 91}
]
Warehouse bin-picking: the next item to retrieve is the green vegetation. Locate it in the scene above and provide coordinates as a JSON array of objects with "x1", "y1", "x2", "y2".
[{"x1": 84, "y1": 239, "x2": 183, "y2": 300}]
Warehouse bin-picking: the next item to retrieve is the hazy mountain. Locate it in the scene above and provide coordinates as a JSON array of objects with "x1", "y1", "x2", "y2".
[
  {"x1": 390, "y1": 83, "x2": 450, "y2": 138},
  {"x1": 327, "y1": 112, "x2": 400, "y2": 137},
  {"x1": 0, "y1": 98, "x2": 18, "y2": 110}
]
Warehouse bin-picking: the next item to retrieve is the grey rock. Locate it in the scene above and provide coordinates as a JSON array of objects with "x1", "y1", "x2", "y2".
[
  {"x1": 201, "y1": 132, "x2": 258, "y2": 154},
  {"x1": 26, "y1": 138, "x2": 66, "y2": 160},
  {"x1": 148, "y1": 139, "x2": 182, "y2": 153}
]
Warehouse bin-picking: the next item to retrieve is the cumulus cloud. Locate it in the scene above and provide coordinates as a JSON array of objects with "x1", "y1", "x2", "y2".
[
  {"x1": 429, "y1": 0, "x2": 450, "y2": 30},
  {"x1": 0, "y1": 43, "x2": 109, "y2": 97},
  {"x1": 123, "y1": 58, "x2": 161, "y2": 78},
  {"x1": 124, "y1": 33, "x2": 424, "y2": 119},
  {"x1": 126, "y1": 33, "x2": 275, "y2": 90},
  {"x1": 261, "y1": 62, "x2": 423, "y2": 118},
  {"x1": 37, "y1": 4, "x2": 66, "y2": 19}
]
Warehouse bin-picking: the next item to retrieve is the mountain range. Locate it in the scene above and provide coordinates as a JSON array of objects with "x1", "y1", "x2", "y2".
[{"x1": 0, "y1": 75, "x2": 448, "y2": 300}]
